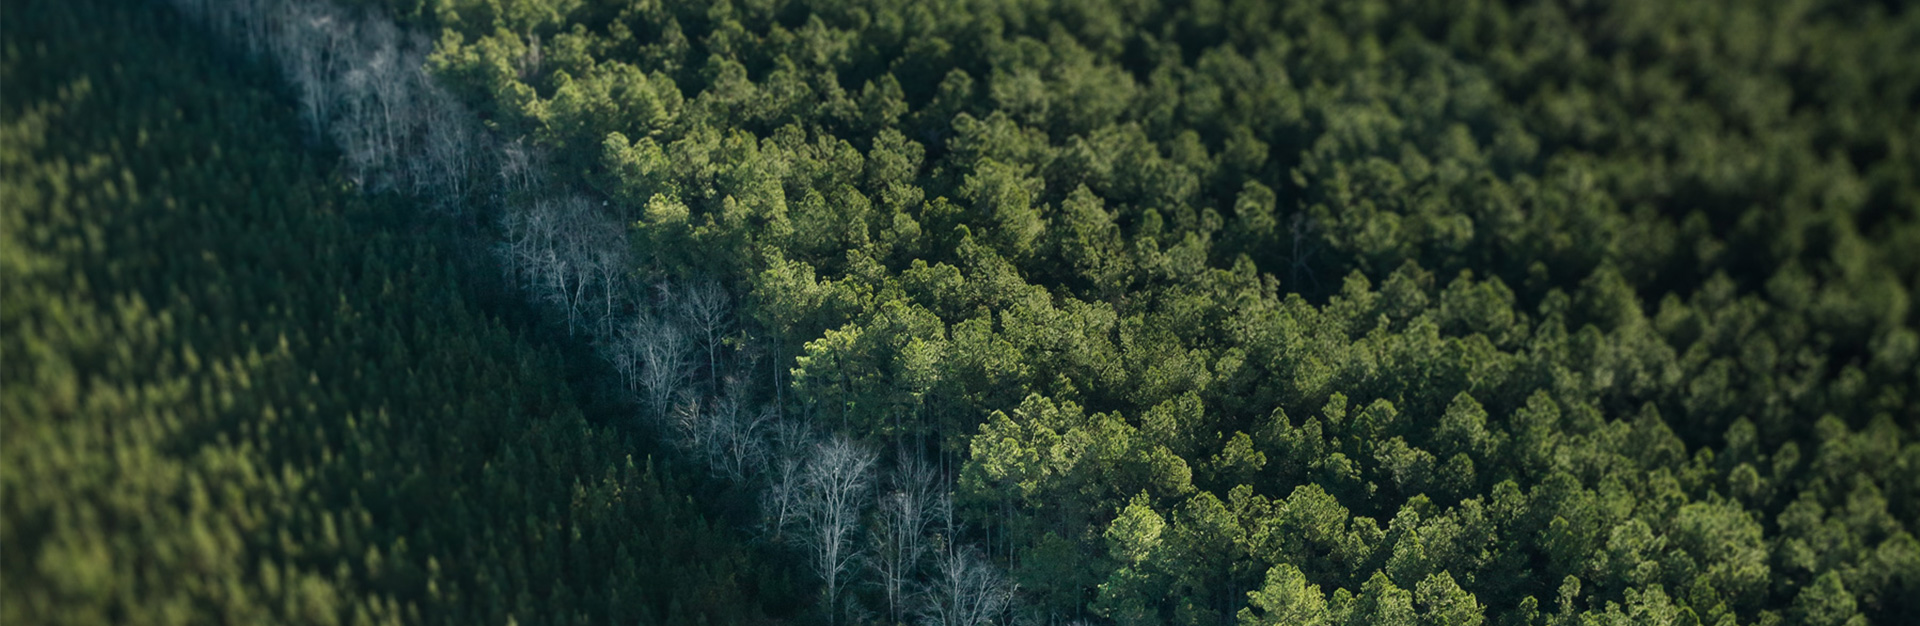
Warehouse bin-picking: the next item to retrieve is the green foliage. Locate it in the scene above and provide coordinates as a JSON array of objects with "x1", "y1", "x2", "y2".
[{"x1": 1241, "y1": 564, "x2": 1332, "y2": 626}]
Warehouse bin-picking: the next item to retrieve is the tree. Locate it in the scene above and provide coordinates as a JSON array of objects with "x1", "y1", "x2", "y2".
[
  {"x1": 872, "y1": 452, "x2": 949, "y2": 624},
  {"x1": 268, "y1": 1, "x2": 345, "y2": 141},
  {"x1": 413, "y1": 83, "x2": 484, "y2": 213},
  {"x1": 678, "y1": 280, "x2": 733, "y2": 392},
  {"x1": 1414, "y1": 573, "x2": 1484, "y2": 626},
  {"x1": 712, "y1": 400, "x2": 775, "y2": 483},
  {"x1": 801, "y1": 436, "x2": 878, "y2": 625},
  {"x1": 757, "y1": 418, "x2": 814, "y2": 545},
  {"x1": 763, "y1": 453, "x2": 806, "y2": 541},
  {"x1": 1349, "y1": 573, "x2": 1416, "y2": 626},
  {"x1": 960, "y1": 159, "x2": 1046, "y2": 259},
  {"x1": 329, "y1": 18, "x2": 424, "y2": 189},
  {"x1": 917, "y1": 544, "x2": 1014, "y2": 626},
  {"x1": 624, "y1": 311, "x2": 694, "y2": 423},
  {"x1": 1240, "y1": 564, "x2": 1332, "y2": 626},
  {"x1": 1792, "y1": 571, "x2": 1863, "y2": 626},
  {"x1": 586, "y1": 242, "x2": 632, "y2": 339},
  {"x1": 504, "y1": 196, "x2": 622, "y2": 335},
  {"x1": 1096, "y1": 493, "x2": 1170, "y2": 626},
  {"x1": 498, "y1": 138, "x2": 542, "y2": 196}
]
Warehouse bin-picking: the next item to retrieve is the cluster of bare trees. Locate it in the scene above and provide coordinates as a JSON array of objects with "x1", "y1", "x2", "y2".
[
  {"x1": 609, "y1": 286, "x2": 1012, "y2": 624},
  {"x1": 870, "y1": 456, "x2": 1012, "y2": 626},
  {"x1": 167, "y1": 0, "x2": 1018, "y2": 623},
  {"x1": 589, "y1": 284, "x2": 1014, "y2": 624},
  {"x1": 755, "y1": 434, "x2": 1012, "y2": 626},
  {"x1": 497, "y1": 196, "x2": 631, "y2": 335},
  {"x1": 166, "y1": 0, "x2": 483, "y2": 211},
  {"x1": 589, "y1": 282, "x2": 1013, "y2": 625}
]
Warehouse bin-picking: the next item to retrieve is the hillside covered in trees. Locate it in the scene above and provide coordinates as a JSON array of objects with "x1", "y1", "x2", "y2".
[{"x1": 7, "y1": 0, "x2": 1920, "y2": 625}]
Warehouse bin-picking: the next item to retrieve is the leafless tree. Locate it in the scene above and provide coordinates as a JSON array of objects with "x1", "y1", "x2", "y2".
[
  {"x1": 801, "y1": 436, "x2": 878, "y2": 626},
  {"x1": 915, "y1": 543, "x2": 1014, "y2": 626},
  {"x1": 762, "y1": 452, "x2": 805, "y2": 541},
  {"x1": 531, "y1": 236, "x2": 578, "y2": 329},
  {"x1": 588, "y1": 244, "x2": 632, "y2": 338},
  {"x1": 711, "y1": 401, "x2": 774, "y2": 483},
  {"x1": 413, "y1": 83, "x2": 482, "y2": 213},
  {"x1": 494, "y1": 206, "x2": 535, "y2": 288},
  {"x1": 269, "y1": 1, "x2": 342, "y2": 140},
  {"x1": 499, "y1": 138, "x2": 541, "y2": 198},
  {"x1": 355, "y1": 20, "x2": 421, "y2": 187},
  {"x1": 678, "y1": 280, "x2": 733, "y2": 392},
  {"x1": 768, "y1": 410, "x2": 815, "y2": 462},
  {"x1": 759, "y1": 410, "x2": 816, "y2": 539},
  {"x1": 603, "y1": 312, "x2": 642, "y2": 390},
  {"x1": 216, "y1": 0, "x2": 275, "y2": 55},
  {"x1": 669, "y1": 392, "x2": 710, "y2": 455},
  {"x1": 500, "y1": 196, "x2": 623, "y2": 335},
  {"x1": 871, "y1": 452, "x2": 949, "y2": 624},
  {"x1": 631, "y1": 312, "x2": 694, "y2": 423},
  {"x1": 323, "y1": 16, "x2": 425, "y2": 189},
  {"x1": 335, "y1": 60, "x2": 384, "y2": 184}
]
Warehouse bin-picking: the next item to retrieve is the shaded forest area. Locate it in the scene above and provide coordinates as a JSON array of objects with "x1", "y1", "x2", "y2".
[
  {"x1": 2, "y1": 0, "x2": 793, "y2": 623},
  {"x1": 7, "y1": 0, "x2": 1920, "y2": 625}
]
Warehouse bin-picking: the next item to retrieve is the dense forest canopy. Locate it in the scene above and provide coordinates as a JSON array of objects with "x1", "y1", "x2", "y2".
[{"x1": 6, "y1": 0, "x2": 1920, "y2": 625}]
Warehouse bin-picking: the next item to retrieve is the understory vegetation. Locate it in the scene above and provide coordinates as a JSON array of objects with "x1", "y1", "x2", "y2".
[{"x1": 7, "y1": 0, "x2": 1920, "y2": 625}]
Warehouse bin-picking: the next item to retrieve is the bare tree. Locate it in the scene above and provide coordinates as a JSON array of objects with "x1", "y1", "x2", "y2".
[
  {"x1": 762, "y1": 452, "x2": 805, "y2": 541},
  {"x1": 759, "y1": 411, "x2": 817, "y2": 539},
  {"x1": 632, "y1": 312, "x2": 694, "y2": 423},
  {"x1": 494, "y1": 205, "x2": 537, "y2": 288},
  {"x1": 502, "y1": 197, "x2": 563, "y2": 294},
  {"x1": 269, "y1": 1, "x2": 342, "y2": 141},
  {"x1": 603, "y1": 312, "x2": 642, "y2": 391},
  {"x1": 588, "y1": 243, "x2": 632, "y2": 338},
  {"x1": 498, "y1": 138, "x2": 540, "y2": 198},
  {"x1": 218, "y1": 0, "x2": 274, "y2": 55},
  {"x1": 502, "y1": 196, "x2": 622, "y2": 335},
  {"x1": 669, "y1": 392, "x2": 710, "y2": 455},
  {"x1": 359, "y1": 20, "x2": 421, "y2": 186},
  {"x1": 915, "y1": 543, "x2": 1014, "y2": 626},
  {"x1": 871, "y1": 452, "x2": 948, "y2": 624},
  {"x1": 802, "y1": 436, "x2": 878, "y2": 626},
  {"x1": 569, "y1": 213, "x2": 625, "y2": 337},
  {"x1": 678, "y1": 280, "x2": 732, "y2": 391},
  {"x1": 413, "y1": 83, "x2": 482, "y2": 213},
  {"x1": 711, "y1": 401, "x2": 774, "y2": 483},
  {"x1": 335, "y1": 59, "x2": 383, "y2": 184},
  {"x1": 324, "y1": 17, "x2": 429, "y2": 190}
]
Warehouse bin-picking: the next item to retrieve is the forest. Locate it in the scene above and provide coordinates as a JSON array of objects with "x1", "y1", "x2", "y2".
[{"x1": 5, "y1": 0, "x2": 1919, "y2": 625}]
